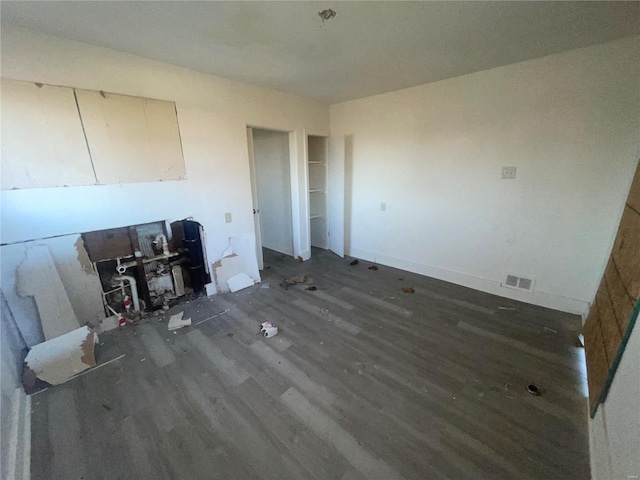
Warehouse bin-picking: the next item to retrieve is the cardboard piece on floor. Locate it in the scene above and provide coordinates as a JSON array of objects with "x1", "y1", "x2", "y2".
[
  {"x1": 168, "y1": 311, "x2": 191, "y2": 330},
  {"x1": 227, "y1": 273, "x2": 254, "y2": 292},
  {"x1": 213, "y1": 233, "x2": 261, "y2": 293},
  {"x1": 23, "y1": 326, "x2": 98, "y2": 388},
  {"x1": 17, "y1": 245, "x2": 80, "y2": 341}
]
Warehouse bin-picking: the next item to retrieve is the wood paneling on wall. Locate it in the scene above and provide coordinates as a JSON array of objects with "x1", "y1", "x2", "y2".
[{"x1": 584, "y1": 160, "x2": 640, "y2": 416}]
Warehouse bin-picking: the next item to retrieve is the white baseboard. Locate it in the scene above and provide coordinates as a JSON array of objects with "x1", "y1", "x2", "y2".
[
  {"x1": 5, "y1": 387, "x2": 31, "y2": 480},
  {"x1": 348, "y1": 247, "x2": 590, "y2": 317}
]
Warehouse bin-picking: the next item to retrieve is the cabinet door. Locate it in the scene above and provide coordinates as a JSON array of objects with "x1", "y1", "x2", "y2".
[
  {"x1": 75, "y1": 89, "x2": 186, "y2": 185},
  {"x1": 328, "y1": 135, "x2": 345, "y2": 257},
  {"x1": 1, "y1": 79, "x2": 96, "y2": 189}
]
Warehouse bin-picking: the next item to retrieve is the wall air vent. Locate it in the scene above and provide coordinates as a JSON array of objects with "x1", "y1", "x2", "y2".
[{"x1": 502, "y1": 274, "x2": 535, "y2": 293}]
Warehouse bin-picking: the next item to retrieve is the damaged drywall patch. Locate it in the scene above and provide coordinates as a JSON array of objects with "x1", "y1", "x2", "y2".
[
  {"x1": 74, "y1": 236, "x2": 96, "y2": 275},
  {"x1": 212, "y1": 233, "x2": 261, "y2": 293}
]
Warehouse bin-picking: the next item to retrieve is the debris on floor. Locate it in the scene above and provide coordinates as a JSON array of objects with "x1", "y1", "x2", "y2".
[
  {"x1": 260, "y1": 321, "x2": 278, "y2": 338},
  {"x1": 23, "y1": 326, "x2": 98, "y2": 392},
  {"x1": 368, "y1": 265, "x2": 379, "y2": 270},
  {"x1": 402, "y1": 287, "x2": 415, "y2": 294},
  {"x1": 260, "y1": 283, "x2": 270, "y2": 289},
  {"x1": 527, "y1": 384, "x2": 541, "y2": 396},
  {"x1": 350, "y1": 259, "x2": 359, "y2": 266},
  {"x1": 227, "y1": 272, "x2": 254, "y2": 292},
  {"x1": 226, "y1": 332, "x2": 234, "y2": 337},
  {"x1": 542, "y1": 326, "x2": 558, "y2": 334},
  {"x1": 498, "y1": 306, "x2": 516, "y2": 311},
  {"x1": 280, "y1": 274, "x2": 313, "y2": 289},
  {"x1": 96, "y1": 313, "x2": 123, "y2": 333},
  {"x1": 306, "y1": 286, "x2": 317, "y2": 291},
  {"x1": 504, "y1": 383, "x2": 516, "y2": 400},
  {"x1": 167, "y1": 311, "x2": 192, "y2": 331},
  {"x1": 194, "y1": 309, "x2": 229, "y2": 326},
  {"x1": 297, "y1": 256, "x2": 303, "y2": 263}
]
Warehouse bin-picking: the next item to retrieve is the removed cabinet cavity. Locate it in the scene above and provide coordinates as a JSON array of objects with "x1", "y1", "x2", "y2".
[{"x1": 83, "y1": 219, "x2": 210, "y2": 316}]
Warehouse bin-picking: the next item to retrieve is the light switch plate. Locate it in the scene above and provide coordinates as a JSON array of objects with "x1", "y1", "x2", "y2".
[
  {"x1": 225, "y1": 212, "x2": 232, "y2": 223},
  {"x1": 501, "y1": 166, "x2": 517, "y2": 179}
]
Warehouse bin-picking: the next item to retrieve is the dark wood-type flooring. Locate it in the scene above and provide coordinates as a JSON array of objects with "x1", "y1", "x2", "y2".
[{"x1": 31, "y1": 248, "x2": 590, "y2": 479}]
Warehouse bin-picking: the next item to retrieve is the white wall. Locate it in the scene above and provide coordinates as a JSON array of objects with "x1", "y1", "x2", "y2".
[
  {"x1": 589, "y1": 316, "x2": 640, "y2": 480},
  {"x1": 330, "y1": 36, "x2": 640, "y2": 315},
  {"x1": 0, "y1": 25, "x2": 328, "y2": 268},
  {"x1": 252, "y1": 129, "x2": 294, "y2": 256}
]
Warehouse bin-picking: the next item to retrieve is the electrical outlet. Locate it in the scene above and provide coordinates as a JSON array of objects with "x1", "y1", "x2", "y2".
[
  {"x1": 501, "y1": 166, "x2": 517, "y2": 179},
  {"x1": 225, "y1": 212, "x2": 232, "y2": 223},
  {"x1": 380, "y1": 202, "x2": 386, "y2": 212}
]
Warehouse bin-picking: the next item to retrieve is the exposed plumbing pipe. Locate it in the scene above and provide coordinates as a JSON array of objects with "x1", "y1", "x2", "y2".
[
  {"x1": 112, "y1": 275, "x2": 140, "y2": 311},
  {"x1": 154, "y1": 234, "x2": 169, "y2": 256}
]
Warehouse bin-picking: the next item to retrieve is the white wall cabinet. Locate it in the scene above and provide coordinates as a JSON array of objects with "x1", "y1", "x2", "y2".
[
  {"x1": 75, "y1": 89, "x2": 186, "y2": 185},
  {"x1": 1, "y1": 79, "x2": 96, "y2": 189},
  {"x1": 1, "y1": 78, "x2": 186, "y2": 190}
]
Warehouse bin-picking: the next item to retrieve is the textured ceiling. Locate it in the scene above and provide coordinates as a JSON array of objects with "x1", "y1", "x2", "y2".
[{"x1": 2, "y1": 1, "x2": 639, "y2": 103}]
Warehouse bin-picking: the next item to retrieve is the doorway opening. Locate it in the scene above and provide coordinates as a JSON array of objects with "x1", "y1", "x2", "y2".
[{"x1": 247, "y1": 127, "x2": 294, "y2": 269}]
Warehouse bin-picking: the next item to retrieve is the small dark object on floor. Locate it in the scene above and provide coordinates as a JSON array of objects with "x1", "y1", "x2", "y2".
[
  {"x1": 399, "y1": 278, "x2": 403, "y2": 281},
  {"x1": 265, "y1": 265, "x2": 271, "y2": 270},
  {"x1": 527, "y1": 384, "x2": 541, "y2": 396},
  {"x1": 368, "y1": 265, "x2": 379, "y2": 270},
  {"x1": 350, "y1": 259, "x2": 359, "y2": 266},
  {"x1": 306, "y1": 286, "x2": 317, "y2": 291},
  {"x1": 226, "y1": 332, "x2": 234, "y2": 337},
  {"x1": 297, "y1": 256, "x2": 303, "y2": 263},
  {"x1": 102, "y1": 403, "x2": 112, "y2": 411},
  {"x1": 402, "y1": 287, "x2": 415, "y2": 294}
]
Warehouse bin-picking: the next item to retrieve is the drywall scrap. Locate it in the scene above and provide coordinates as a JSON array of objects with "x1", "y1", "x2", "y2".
[
  {"x1": 17, "y1": 245, "x2": 80, "y2": 340},
  {"x1": 227, "y1": 273, "x2": 254, "y2": 293},
  {"x1": 212, "y1": 233, "x2": 261, "y2": 294},
  {"x1": 23, "y1": 326, "x2": 97, "y2": 391},
  {"x1": 167, "y1": 311, "x2": 191, "y2": 331}
]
